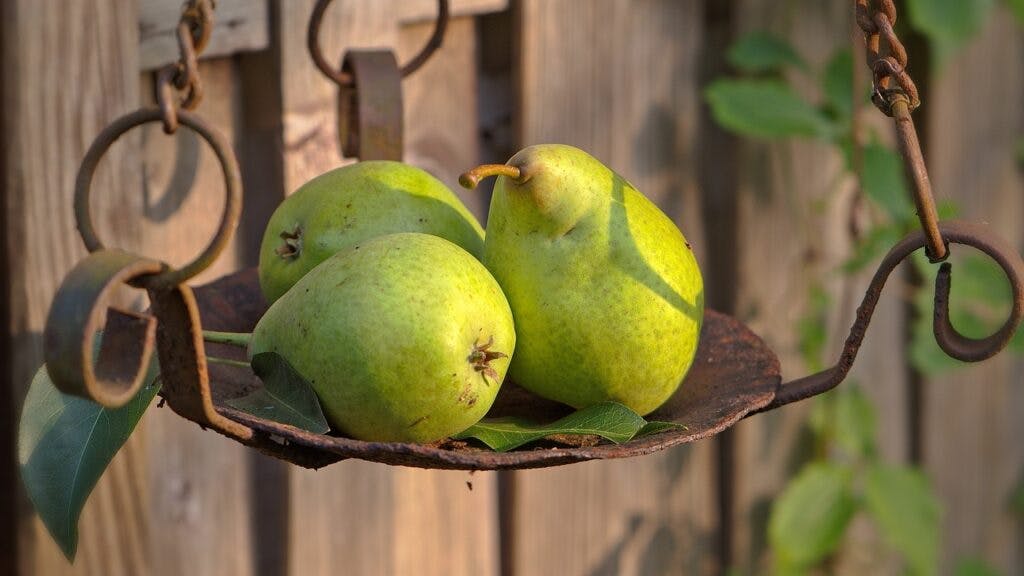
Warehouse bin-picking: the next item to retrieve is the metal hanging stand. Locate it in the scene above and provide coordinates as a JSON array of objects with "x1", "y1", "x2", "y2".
[{"x1": 39, "y1": 0, "x2": 1024, "y2": 470}]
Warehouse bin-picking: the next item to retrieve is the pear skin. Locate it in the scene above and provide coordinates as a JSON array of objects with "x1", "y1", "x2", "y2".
[
  {"x1": 464, "y1": 144, "x2": 704, "y2": 415},
  {"x1": 259, "y1": 161, "x2": 484, "y2": 303},
  {"x1": 249, "y1": 233, "x2": 515, "y2": 443}
]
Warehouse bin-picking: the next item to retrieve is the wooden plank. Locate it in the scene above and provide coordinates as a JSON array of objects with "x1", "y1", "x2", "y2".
[
  {"x1": 397, "y1": 0, "x2": 508, "y2": 22},
  {"x1": 137, "y1": 59, "x2": 256, "y2": 576},
  {"x1": 511, "y1": 2, "x2": 717, "y2": 574},
  {"x1": 2, "y1": 1, "x2": 148, "y2": 574},
  {"x1": 139, "y1": 0, "x2": 269, "y2": 70},
  {"x1": 273, "y1": 3, "x2": 499, "y2": 575},
  {"x1": 726, "y1": 1, "x2": 911, "y2": 572},
  {"x1": 923, "y1": 8, "x2": 1024, "y2": 574}
]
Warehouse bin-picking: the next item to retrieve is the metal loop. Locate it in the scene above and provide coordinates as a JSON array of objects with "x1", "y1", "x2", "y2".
[
  {"x1": 156, "y1": 66, "x2": 181, "y2": 133},
  {"x1": 760, "y1": 220, "x2": 1024, "y2": 412},
  {"x1": 75, "y1": 107, "x2": 242, "y2": 289},
  {"x1": 43, "y1": 250, "x2": 164, "y2": 408},
  {"x1": 307, "y1": 0, "x2": 449, "y2": 88},
  {"x1": 932, "y1": 227, "x2": 1024, "y2": 361},
  {"x1": 175, "y1": 21, "x2": 204, "y2": 109}
]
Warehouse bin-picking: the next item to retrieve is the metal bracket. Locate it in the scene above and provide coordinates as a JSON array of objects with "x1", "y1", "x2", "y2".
[{"x1": 337, "y1": 50, "x2": 404, "y2": 160}]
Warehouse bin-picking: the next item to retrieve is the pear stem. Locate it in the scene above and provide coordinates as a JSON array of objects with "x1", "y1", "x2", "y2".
[
  {"x1": 205, "y1": 355, "x2": 251, "y2": 369},
  {"x1": 202, "y1": 330, "x2": 252, "y2": 348},
  {"x1": 459, "y1": 164, "x2": 522, "y2": 189}
]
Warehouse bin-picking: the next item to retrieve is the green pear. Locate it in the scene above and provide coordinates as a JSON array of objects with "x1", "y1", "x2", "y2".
[
  {"x1": 249, "y1": 232, "x2": 515, "y2": 443},
  {"x1": 460, "y1": 144, "x2": 703, "y2": 416},
  {"x1": 258, "y1": 161, "x2": 484, "y2": 303}
]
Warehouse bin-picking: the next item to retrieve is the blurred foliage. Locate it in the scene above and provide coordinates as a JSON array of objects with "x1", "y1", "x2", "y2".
[{"x1": 706, "y1": 5, "x2": 1022, "y2": 572}]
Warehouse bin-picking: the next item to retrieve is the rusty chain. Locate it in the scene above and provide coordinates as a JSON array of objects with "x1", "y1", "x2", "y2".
[
  {"x1": 856, "y1": 0, "x2": 945, "y2": 261},
  {"x1": 855, "y1": 0, "x2": 919, "y2": 114},
  {"x1": 307, "y1": 0, "x2": 449, "y2": 88},
  {"x1": 157, "y1": 0, "x2": 216, "y2": 134}
]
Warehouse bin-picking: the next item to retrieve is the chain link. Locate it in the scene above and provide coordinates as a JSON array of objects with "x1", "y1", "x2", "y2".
[
  {"x1": 855, "y1": 0, "x2": 920, "y2": 115},
  {"x1": 157, "y1": 0, "x2": 216, "y2": 133}
]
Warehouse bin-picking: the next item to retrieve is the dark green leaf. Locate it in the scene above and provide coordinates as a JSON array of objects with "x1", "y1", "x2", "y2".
[
  {"x1": 1008, "y1": 0, "x2": 1024, "y2": 23},
  {"x1": 726, "y1": 32, "x2": 807, "y2": 73},
  {"x1": 907, "y1": 0, "x2": 996, "y2": 62},
  {"x1": 453, "y1": 401, "x2": 647, "y2": 452},
  {"x1": 769, "y1": 462, "x2": 857, "y2": 567},
  {"x1": 954, "y1": 557, "x2": 1001, "y2": 576},
  {"x1": 18, "y1": 344, "x2": 160, "y2": 560},
  {"x1": 823, "y1": 49, "x2": 855, "y2": 120},
  {"x1": 864, "y1": 464, "x2": 941, "y2": 576},
  {"x1": 861, "y1": 141, "x2": 914, "y2": 222},
  {"x1": 834, "y1": 385, "x2": 877, "y2": 458},
  {"x1": 225, "y1": 352, "x2": 329, "y2": 434},
  {"x1": 705, "y1": 79, "x2": 835, "y2": 140},
  {"x1": 637, "y1": 421, "x2": 687, "y2": 437}
]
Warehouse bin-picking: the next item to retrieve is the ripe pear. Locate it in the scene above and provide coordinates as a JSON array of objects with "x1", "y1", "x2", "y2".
[
  {"x1": 460, "y1": 144, "x2": 704, "y2": 416},
  {"x1": 249, "y1": 232, "x2": 515, "y2": 443},
  {"x1": 258, "y1": 161, "x2": 484, "y2": 303}
]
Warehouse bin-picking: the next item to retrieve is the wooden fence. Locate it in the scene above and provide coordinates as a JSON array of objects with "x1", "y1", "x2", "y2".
[{"x1": 2, "y1": 1, "x2": 1021, "y2": 575}]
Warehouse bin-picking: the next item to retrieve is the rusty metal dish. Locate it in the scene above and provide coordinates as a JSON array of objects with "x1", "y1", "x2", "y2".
[{"x1": 192, "y1": 269, "x2": 781, "y2": 470}]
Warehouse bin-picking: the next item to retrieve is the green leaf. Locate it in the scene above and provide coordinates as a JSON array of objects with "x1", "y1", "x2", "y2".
[
  {"x1": 834, "y1": 385, "x2": 877, "y2": 458},
  {"x1": 954, "y1": 557, "x2": 1001, "y2": 576},
  {"x1": 907, "y1": 0, "x2": 996, "y2": 63},
  {"x1": 823, "y1": 49, "x2": 855, "y2": 121},
  {"x1": 637, "y1": 421, "x2": 687, "y2": 437},
  {"x1": 726, "y1": 32, "x2": 807, "y2": 73},
  {"x1": 864, "y1": 464, "x2": 941, "y2": 576},
  {"x1": 769, "y1": 462, "x2": 857, "y2": 567},
  {"x1": 225, "y1": 352, "x2": 330, "y2": 434},
  {"x1": 705, "y1": 79, "x2": 835, "y2": 140},
  {"x1": 18, "y1": 343, "x2": 160, "y2": 560},
  {"x1": 861, "y1": 140, "x2": 914, "y2": 222},
  {"x1": 454, "y1": 401, "x2": 648, "y2": 452},
  {"x1": 1008, "y1": 0, "x2": 1024, "y2": 23}
]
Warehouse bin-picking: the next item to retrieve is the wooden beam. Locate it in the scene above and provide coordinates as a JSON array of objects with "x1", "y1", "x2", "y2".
[
  {"x1": 3, "y1": 1, "x2": 147, "y2": 574},
  {"x1": 139, "y1": 0, "x2": 269, "y2": 70}
]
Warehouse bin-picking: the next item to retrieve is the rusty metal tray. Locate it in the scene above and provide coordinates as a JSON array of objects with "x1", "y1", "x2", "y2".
[{"x1": 194, "y1": 269, "x2": 780, "y2": 470}]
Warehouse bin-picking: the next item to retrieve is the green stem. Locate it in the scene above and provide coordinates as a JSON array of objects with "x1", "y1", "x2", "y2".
[
  {"x1": 202, "y1": 330, "x2": 252, "y2": 348},
  {"x1": 206, "y1": 355, "x2": 251, "y2": 369}
]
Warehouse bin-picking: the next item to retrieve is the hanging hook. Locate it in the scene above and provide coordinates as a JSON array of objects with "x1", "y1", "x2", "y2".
[
  {"x1": 761, "y1": 220, "x2": 1024, "y2": 412},
  {"x1": 307, "y1": 0, "x2": 450, "y2": 88}
]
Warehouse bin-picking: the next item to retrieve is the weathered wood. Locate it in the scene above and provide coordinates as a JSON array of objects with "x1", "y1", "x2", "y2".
[
  {"x1": 274, "y1": 3, "x2": 499, "y2": 574},
  {"x1": 923, "y1": 8, "x2": 1024, "y2": 574},
  {"x1": 2, "y1": 1, "x2": 147, "y2": 574},
  {"x1": 138, "y1": 59, "x2": 256, "y2": 576},
  {"x1": 511, "y1": 2, "x2": 717, "y2": 574},
  {"x1": 139, "y1": 0, "x2": 269, "y2": 70},
  {"x1": 397, "y1": 0, "x2": 508, "y2": 22},
  {"x1": 726, "y1": 1, "x2": 911, "y2": 572}
]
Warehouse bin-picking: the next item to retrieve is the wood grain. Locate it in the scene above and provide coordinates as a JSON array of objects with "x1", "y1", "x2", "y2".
[
  {"x1": 726, "y1": 2, "x2": 910, "y2": 573},
  {"x1": 923, "y1": 8, "x2": 1024, "y2": 574},
  {"x1": 274, "y1": 3, "x2": 499, "y2": 575},
  {"x1": 139, "y1": 0, "x2": 269, "y2": 70},
  {"x1": 3, "y1": 1, "x2": 148, "y2": 574},
  {"x1": 138, "y1": 59, "x2": 256, "y2": 576},
  {"x1": 511, "y1": 2, "x2": 717, "y2": 574}
]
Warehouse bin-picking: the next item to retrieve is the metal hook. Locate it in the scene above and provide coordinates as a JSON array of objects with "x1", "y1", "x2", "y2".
[{"x1": 760, "y1": 220, "x2": 1024, "y2": 412}]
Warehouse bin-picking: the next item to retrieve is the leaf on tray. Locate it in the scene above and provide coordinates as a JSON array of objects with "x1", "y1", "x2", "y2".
[
  {"x1": 225, "y1": 352, "x2": 330, "y2": 434},
  {"x1": 18, "y1": 343, "x2": 160, "y2": 560},
  {"x1": 453, "y1": 401, "x2": 677, "y2": 452}
]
